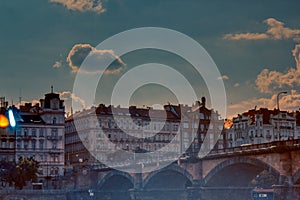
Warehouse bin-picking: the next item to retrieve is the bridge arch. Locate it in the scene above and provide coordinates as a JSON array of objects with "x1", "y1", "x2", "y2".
[
  {"x1": 204, "y1": 156, "x2": 280, "y2": 187},
  {"x1": 143, "y1": 164, "x2": 194, "y2": 189},
  {"x1": 97, "y1": 170, "x2": 134, "y2": 190},
  {"x1": 293, "y1": 169, "x2": 300, "y2": 184}
]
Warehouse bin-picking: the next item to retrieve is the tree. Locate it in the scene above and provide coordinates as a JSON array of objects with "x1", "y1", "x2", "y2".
[
  {"x1": 6, "y1": 157, "x2": 40, "y2": 189},
  {"x1": 0, "y1": 160, "x2": 15, "y2": 187},
  {"x1": 249, "y1": 170, "x2": 278, "y2": 189}
]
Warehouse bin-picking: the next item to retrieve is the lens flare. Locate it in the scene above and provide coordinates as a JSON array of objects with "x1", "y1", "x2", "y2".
[
  {"x1": 0, "y1": 114, "x2": 9, "y2": 128},
  {"x1": 8, "y1": 109, "x2": 16, "y2": 127}
]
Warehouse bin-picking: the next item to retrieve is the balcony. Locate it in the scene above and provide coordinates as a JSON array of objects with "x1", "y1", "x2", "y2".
[
  {"x1": 48, "y1": 148, "x2": 64, "y2": 153},
  {"x1": 47, "y1": 136, "x2": 63, "y2": 140}
]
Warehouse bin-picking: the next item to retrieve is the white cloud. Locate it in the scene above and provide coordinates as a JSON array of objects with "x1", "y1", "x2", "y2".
[
  {"x1": 66, "y1": 43, "x2": 126, "y2": 75},
  {"x1": 264, "y1": 18, "x2": 300, "y2": 40},
  {"x1": 255, "y1": 44, "x2": 300, "y2": 94},
  {"x1": 59, "y1": 91, "x2": 86, "y2": 108},
  {"x1": 50, "y1": 0, "x2": 105, "y2": 13},
  {"x1": 217, "y1": 75, "x2": 229, "y2": 80},
  {"x1": 16, "y1": 100, "x2": 40, "y2": 109},
  {"x1": 234, "y1": 83, "x2": 240, "y2": 87},
  {"x1": 224, "y1": 33, "x2": 268, "y2": 40},
  {"x1": 228, "y1": 90, "x2": 300, "y2": 118},
  {"x1": 53, "y1": 61, "x2": 62, "y2": 68},
  {"x1": 224, "y1": 18, "x2": 300, "y2": 41},
  {"x1": 292, "y1": 44, "x2": 300, "y2": 69}
]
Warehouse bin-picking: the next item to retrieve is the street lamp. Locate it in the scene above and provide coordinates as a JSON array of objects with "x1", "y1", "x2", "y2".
[
  {"x1": 276, "y1": 91, "x2": 287, "y2": 110},
  {"x1": 276, "y1": 91, "x2": 287, "y2": 141}
]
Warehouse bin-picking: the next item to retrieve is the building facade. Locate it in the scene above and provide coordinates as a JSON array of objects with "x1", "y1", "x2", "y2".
[
  {"x1": 0, "y1": 97, "x2": 15, "y2": 162},
  {"x1": 65, "y1": 97, "x2": 225, "y2": 169},
  {"x1": 15, "y1": 91, "x2": 65, "y2": 188},
  {"x1": 226, "y1": 108, "x2": 300, "y2": 148}
]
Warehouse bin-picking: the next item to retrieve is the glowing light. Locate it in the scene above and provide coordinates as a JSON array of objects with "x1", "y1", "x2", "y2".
[
  {"x1": 0, "y1": 114, "x2": 9, "y2": 128},
  {"x1": 8, "y1": 109, "x2": 16, "y2": 127},
  {"x1": 224, "y1": 119, "x2": 233, "y2": 129}
]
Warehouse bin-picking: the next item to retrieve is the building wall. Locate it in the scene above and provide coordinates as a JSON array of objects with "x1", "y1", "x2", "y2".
[
  {"x1": 65, "y1": 97, "x2": 225, "y2": 168},
  {"x1": 15, "y1": 91, "x2": 65, "y2": 188},
  {"x1": 226, "y1": 108, "x2": 299, "y2": 148}
]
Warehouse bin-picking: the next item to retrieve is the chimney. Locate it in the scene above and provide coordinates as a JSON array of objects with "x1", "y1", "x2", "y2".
[{"x1": 201, "y1": 97, "x2": 206, "y2": 107}]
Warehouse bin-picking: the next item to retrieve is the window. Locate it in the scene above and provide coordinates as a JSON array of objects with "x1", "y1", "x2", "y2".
[
  {"x1": 165, "y1": 124, "x2": 169, "y2": 131},
  {"x1": 200, "y1": 124, "x2": 204, "y2": 132},
  {"x1": 183, "y1": 132, "x2": 189, "y2": 138},
  {"x1": 199, "y1": 113, "x2": 204, "y2": 119},
  {"x1": 17, "y1": 141, "x2": 21, "y2": 149},
  {"x1": 32, "y1": 140, "x2": 36, "y2": 150},
  {"x1": 39, "y1": 128, "x2": 44, "y2": 137},
  {"x1": 32, "y1": 129, "x2": 36, "y2": 137},
  {"x1": 50, "y1": 167, "x2": 59, "y2": 175},
  {"x1": 24, "y1": 141, "x2": 28, "y2": 150},
  {"x1": 51, "y1": 129, "x2": 58, "y2": 137},
  {"x1": 52, "y1": 117, "x2": 57, "y2": 124},
  {"x1": 1, "y1": 141, "x2": 6, "y2": 148},
  {"x1": 52, "y1": 141, "x2": 57, "y2": 149},
  {"x1": 16, "y1": 129, "x2": 22, "y2": 137},
  {"x1": 183, "y1": 123, "x2": 189, "y2": 128},
  {"x1": 173, "y1": 124, "x2": 179, "y2": 131},
  {"x1": 24, "y1": 129, "x2": 28, "y2": 137},
  {"x1": 108, "y1": 119, "x2": 112, "y2": 128},
  {"x1": 39, "y1": 140, "x2": 44, "y2": 150},
  {"x1": 9, "y1": 141, "x2": 14, "y2": 149}
]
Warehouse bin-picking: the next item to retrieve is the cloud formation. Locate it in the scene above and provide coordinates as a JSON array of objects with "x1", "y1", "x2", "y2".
[
  {"x1": 59, "y1": 91, "x2": 86, "y2": 108},
  {"x1": 217, "y1": 75, "x2": 229, "y2": 80},
  {"x1": 16, "y1": 100, "x2": 40, "y2": 109},
  {"x1": 53, "y1": 61, "x2": 62, "y2": 68},
  {"x1": 256, "y1": 44, "x2": 300, "y2": 93},
  {"x1": 228, "y1": 89, "x2": 300, "y2": 118},
  {"x1": 293, "y1": 44, "x2": 300, "y2": 68},
  {"x1": 224, "y1": 18, "x2": 300, "y2": 41},
  {"x1": 235, "y1": 44, "x2": 300, "y2": 118},
  {"x1": 66, "y1": 43, "x2": 126, "y2": 75},
  {"x1": 223, "y1": 33, "x2": 268, "y2": 40},
  {"x1": 234, "y1": 83, "x2": 240, "y2": 87},
  {"x1": 50, "y1": 0, "x2": 105, "y2": 13}
]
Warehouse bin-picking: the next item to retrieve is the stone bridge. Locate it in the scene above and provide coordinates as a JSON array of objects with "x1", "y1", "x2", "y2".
[
  {"x1": 73, "y1": 139, "x2": 300, "y2": 199},
  {"x1": 2, "y1": 140, "x2": 300, "y2": 200}
]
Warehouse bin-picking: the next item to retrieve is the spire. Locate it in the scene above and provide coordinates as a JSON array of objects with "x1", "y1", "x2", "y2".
[
  {"x1": 19, "y1": 88, "x2": 22, "y2": 105},
  {"x1": 51, "y1": 85, "x2": 54, "y2": 93}
]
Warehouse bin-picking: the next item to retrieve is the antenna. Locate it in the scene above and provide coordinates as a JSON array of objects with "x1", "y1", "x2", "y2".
[{"x1": 19, "y1": 88, "x2": 22, "y2": 105}]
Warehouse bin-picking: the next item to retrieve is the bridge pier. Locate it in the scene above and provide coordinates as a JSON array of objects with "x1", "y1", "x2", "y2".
[
  {"x1": 129, "y1": 172, "x2": 143, "y2": 200},
  {"x1": 186, "y1": 186, "x2": 202, "y2": 200}
]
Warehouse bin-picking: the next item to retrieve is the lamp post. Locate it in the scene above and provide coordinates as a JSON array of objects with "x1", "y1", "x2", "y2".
[
  {"x1": 276, "y1": 91, "x2": 287, "y2": 141},
  {"x1": 276, "y1": 91, "x2": 287, "y2": 111}
]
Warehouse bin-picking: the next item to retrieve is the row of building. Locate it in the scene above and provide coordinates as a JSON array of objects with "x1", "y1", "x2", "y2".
[{"x1": 1, "y1": 90, "x2": 300, "y2": 188}]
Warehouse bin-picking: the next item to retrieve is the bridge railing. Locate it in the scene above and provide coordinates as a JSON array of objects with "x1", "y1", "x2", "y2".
[
  {"x1": 88, "y1": 139, "x2": 300, "y2": 170},
  {"x1": 209, "y1": 139, "x2": 300, "y2": 155}
]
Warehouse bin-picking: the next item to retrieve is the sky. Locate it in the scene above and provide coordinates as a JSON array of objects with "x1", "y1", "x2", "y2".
[{"x1": 1, "y1": 0, "x2": 300, "y2": 118}]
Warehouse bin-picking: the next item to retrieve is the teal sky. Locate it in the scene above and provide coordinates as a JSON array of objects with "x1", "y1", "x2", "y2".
[{"x1": 1, "y1": 0, "x2": 300, "y2": 118}]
